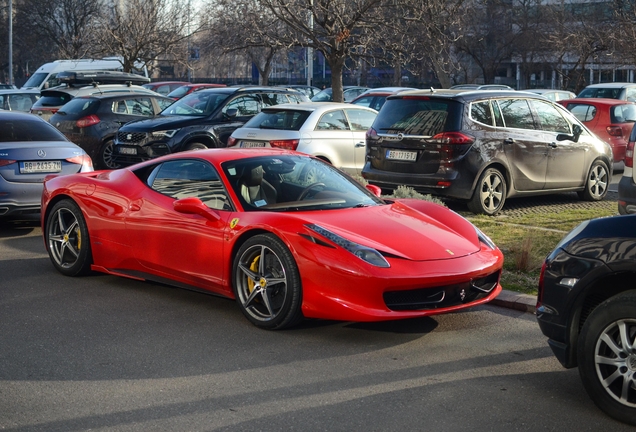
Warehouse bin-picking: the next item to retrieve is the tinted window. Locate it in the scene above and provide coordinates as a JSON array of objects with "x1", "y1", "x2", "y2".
[
  {"x1": 0, "y1": 117, "x2": 68, "y2": 142},
  {"x1": 316, "y1": 110, "x2": 349, "y2": 130},
  {"x1": 345, "y1": 109, "x2": 377, "y2": 131},
  {"x1": 578, "y1": 87, "x2": 622, "y2": 99},
  {"x1": 531, "y1": 100, "x2": 570, "y2": 133},
  {"x1": 243, "y1": 109, "x2": 311, "y2": 131},
  {"x1": 223, "y1": 95, "x2": 261, "y2": 116},
  {"x1": 499, "y1": 99, "x2": 535, "y2": 129},
  {"x1": 470, "y1": 101, "x2": 493, "y2": 126},
  {"x1": 162, "y1": 92, "x2": 229, "y2": 116},
  {"x1": 58, "y1": 98, "x2": 99, "y2": 115},
  {"x1": 373, "y1": 98, "x2": 460, "y2": 136},
  {"x1": 35, "y1": 91, "x2": 73, "y2": 107},
  {"x1": 567, "y1": 103, "x2": 597, "y2": 122},
  {"x1": 147, "y1": 159, "x2": 231, "y2": 211},
  {"x1": 611, "y1": 104, "x2": 636, "y2": 123}
]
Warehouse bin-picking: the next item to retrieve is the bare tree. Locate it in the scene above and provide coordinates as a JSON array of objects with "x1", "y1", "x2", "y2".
[
  {"x1": 94, "y1": 0, "x2": 202, "y2": 74},
  {"x1": 15, "y1": 0, "x2": 104, "y2": 59}
]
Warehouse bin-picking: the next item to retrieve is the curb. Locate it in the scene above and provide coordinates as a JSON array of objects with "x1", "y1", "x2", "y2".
[{"x1": 491, "y1": 289, "x2": 537, "y2": 314}]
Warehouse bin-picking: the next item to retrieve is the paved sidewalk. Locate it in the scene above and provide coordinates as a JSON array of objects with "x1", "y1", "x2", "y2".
[{"x1": 492, "y1": 289, "x2": 537, "y2": 314}]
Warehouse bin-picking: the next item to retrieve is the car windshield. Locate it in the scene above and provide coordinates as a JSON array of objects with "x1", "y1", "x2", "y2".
[
  {"x1": 161, "y1": 91, "x2": 230, "y2": 116},
  {"x1": 0, "y1": 117, "x2": 68, "y2": 142},
  {"x1": 578, "y1": 87, "x2": 622, "y2": 99},
  {"x1": 166, "y1": 86, "x2": 191, "y2": 99},
  {"x1": 311, "y1": 89, "x2": 333, "y2": 102},
  {"x1": 243, "y1": 109, "x2": 311, "y2": 130},
  {"x1": 222, "y1": 155, "x2": 383, "y2": 211},
  {"x1": 22, "y1": 73, "x2": 48, "y2": 89}
]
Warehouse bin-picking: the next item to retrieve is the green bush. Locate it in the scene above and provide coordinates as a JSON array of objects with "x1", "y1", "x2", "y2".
[{"x1": 389, "y1": 185, "x2": 446, "y2": 206}]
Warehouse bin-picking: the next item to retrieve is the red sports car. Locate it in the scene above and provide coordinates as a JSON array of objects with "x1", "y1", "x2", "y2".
[{"x1": 41, "y1": 148, "x2": 504, "y2": 329}]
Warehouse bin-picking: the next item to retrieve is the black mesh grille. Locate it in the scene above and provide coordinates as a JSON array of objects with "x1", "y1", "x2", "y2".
[{"x1": 117, "y1": 131, "x2": 147, "y2": 144}]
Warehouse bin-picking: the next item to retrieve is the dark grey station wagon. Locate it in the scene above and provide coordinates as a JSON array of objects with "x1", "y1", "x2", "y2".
[{"x1": 362, "y1": 89, "x2": 614, "y2": 214}]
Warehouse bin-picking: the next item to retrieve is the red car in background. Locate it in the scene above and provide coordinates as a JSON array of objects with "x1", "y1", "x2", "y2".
[
  {"x1": 141, "y1": 81, "x2": 189, "y2": 96},
  {"x1": 167, "y1": 83, "x2": 226, "y2": 100},
  {"x1": 559, "y1": 98, "x2": 636, "y2": 162}
]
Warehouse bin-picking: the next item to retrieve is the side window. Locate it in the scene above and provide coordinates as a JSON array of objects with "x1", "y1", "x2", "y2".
[
  {"x1": 627, "y1": 89, "x2": 636, "y2": 102},
  {"x1": 567, "y1": 104, "x2": 596, "y2": 122},
  {"x1": 316, "y1": 110, "x2": 349, "y2": 130},
  {"x1": 156, "y1": 98, "x2": 174, "y2": 112},
  {"x1": 499, "y1": 99, "x2": 535, "y2": 130},
  {"x1": 286, "y1": 93, "x2": 305, "y2": 103},
  {"x1": 223, "y1": 95, "x2": 261, "y2": 116},
  {"x1": 345, "y1": 109, "x2": 376, "y2": 131},
  {"x1": 470, "y1": 101, "x2": 493, "y2": 126},
  {"x1": 156, "y1": 85, "x2": 171, "y2": 95},
  {"x1": 147, "y1": 160, "x2": 232, "y2": 211},
  {"x1": 262, "y1": 93, "x2": 289, "y2": 107},
  {"x1": 351, "y1": 96, "x2": 373, "y2": 108},
  {"x1": 532, "y1": 100, "x2": 570, "y2": 133}
]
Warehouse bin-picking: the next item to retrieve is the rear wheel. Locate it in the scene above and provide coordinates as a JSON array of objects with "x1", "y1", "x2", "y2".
[
  {"x1": 185, "y1": 142, "x2": 207, "y2": 151},
  {"x1": 99, "y1": 139, "x2": 120, "y2": 170},
  {"x1": 45, "y1": 199, "x2": 93, "y2": 276},
  {"x1": 578, "y1": 160, "x2": 609, "y2": 201},
  {"x1": 232, "y1": 234, "x2": 303, "y2": 329},
  {"x1": 467, "y1": 167, "x2": 507, "y2": 215},
  {"x1": 578, "y1": 291, "x2": 636, "y2": 426}
]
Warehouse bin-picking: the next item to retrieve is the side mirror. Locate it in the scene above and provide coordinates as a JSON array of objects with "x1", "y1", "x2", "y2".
[
  {"x1": 225, "y1": 108, "x2": 238, "y2": 118},
  {"x1": 365, "y1": 184, "x2": 382, "y2": 197},
  {"x1": 173, "y1": 197, "x2": 220, "y2": 221}
]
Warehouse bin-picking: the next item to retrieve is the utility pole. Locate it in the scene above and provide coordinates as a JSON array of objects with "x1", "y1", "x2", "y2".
[
  {"x1": 9, "y1": 0, "x2": 13, "y2": 86},
  {"x1": 307, "y1": 0, "x2": 313, "y2": 87}
]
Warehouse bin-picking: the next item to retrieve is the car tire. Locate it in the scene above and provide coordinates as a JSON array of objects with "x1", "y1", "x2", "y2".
[
  {"x1": 99, "y1": 139, "x2": 121, "y2": 170},
  {"x1": 578, "y1": 159, "x2": 609, "y2": 201},
  {"x1": 467, "y1": 167, "x2": 507, "y2": 215},
  {"x1": 185, "y1": 142, "x2": 207, "y2": 151},
  {"x1": 45, "y1": 199, "x2": 93, "y2": 277},
  {"x1": 577, "y1": 291, "x2": 636, "y2": 426},
  {"x1": 232, "y1": 234, "x2": 303, "y2": 329}
]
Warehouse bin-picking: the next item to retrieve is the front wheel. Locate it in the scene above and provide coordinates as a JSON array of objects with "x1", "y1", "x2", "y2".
[
  {"x1": 467, "y1": 167, "x2": 507, "y2": 215},
  {"x1": 99, "y1": 139, "x2": 121, "y2": 170},
  {"x1": 232, "y1": 234, "x2": 303, "y2": 329},
  {"x1": 577, "y1": 291, "x2": 636, "y2": 426},
  {"x1": 45, "y1": 199, "x2": 93, "y2": 276},
  {"x1": 185, "y1": 142, "x2": 207, "y2": 151},
  {"x1": 578, "y1": 160, "x2": 609, "y2": 201}
]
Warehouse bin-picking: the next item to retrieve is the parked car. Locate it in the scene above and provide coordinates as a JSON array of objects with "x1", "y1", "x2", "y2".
[
  {"x1": 618, "y1": 124, "x2": 636, "y2": 214},
  {"x1": 0, "y1": 111, "x2": 93, "y2": 217},
  {"x1": 450, "y1": 84, "x2": 514, "y2": 90},
  {"x1": 0, "y1": 84, "x2": 17, "y2": 90},
  {"x1": 525, "y1": 89, "x2": 576, "y2": 101},
  {"x1": 350, "y1": 87, "x2": 417, "y2": 111},
  {"x1": 142, "y1": 81, "x2": 189, "y2": 96},
  {"x1": 49, "y1": 92, "x2": 175, "y2": 170},
  {"x1": 559, "y1": 98, "x2": 636, "y2": 162},
  {"x1": 166, "y1": 83, "x2": 227, "y2": 100},
  {"x1": 311, "y1": 86, "x2": 370, "y2": 102},
  {"x1": 578, "y1": 82, "x2": 636, "y2": 101},
  {"x1": 30, "y1": 70, "x2": 155, "y2": 121},
  {"x1": 228, "y1": 102, "x2": 377, "y2": 174},
  {"x1": 112, "y1": 86, "x2": 310, "y2": 166},
  {"x1": 276, "y1": 85, "x2": 322, "y2": 99},
  {"x1": 41, "y1": 148, "x2": 504, "y2": 329},
  {"x1": 0, "y1": 89, "x2": 40, "y2": 112},
  {"x1": 362, "y1": 89, "x2": 614, "y2": 215},
  {"x1": 537, "y1": 214, "x2": 636, "y2": 426}
]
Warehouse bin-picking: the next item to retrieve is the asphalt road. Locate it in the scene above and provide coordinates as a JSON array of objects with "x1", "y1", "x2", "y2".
[{"x1": 0, "y1": 212, "x2": 633, "y2": 431}]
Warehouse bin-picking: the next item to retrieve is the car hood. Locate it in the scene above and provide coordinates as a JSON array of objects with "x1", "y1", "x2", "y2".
[
  {"x1": 119, "y1": 115, "x2": 208, "y2": 132},
  {"x1": 296, "y1": 200, "x2": 481, "y2": 261}
]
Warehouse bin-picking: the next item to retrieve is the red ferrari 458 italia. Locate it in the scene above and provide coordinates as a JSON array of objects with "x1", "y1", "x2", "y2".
[{"x1": 41, "y1": 148, "x2": 504, "y2": 329}]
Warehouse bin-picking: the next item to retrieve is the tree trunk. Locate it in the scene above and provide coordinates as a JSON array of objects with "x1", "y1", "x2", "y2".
[{"x1": 326, "y1": 55, "x2": 345, "y2": 102}]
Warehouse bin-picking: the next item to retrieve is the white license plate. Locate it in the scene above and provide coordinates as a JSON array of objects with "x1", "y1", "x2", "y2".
[
  {"x1": 20, "y1": 161, "x2": 62, "y2": 173},
  {"x1": 386, "y1": 149, "x2": 417, "y2": 161},
  {"x1": 241, "y1": 141, "x2": 266, "y2": 148},
  {"x1": 118, "y1": 147, "x2": 137, "y2": 155}
]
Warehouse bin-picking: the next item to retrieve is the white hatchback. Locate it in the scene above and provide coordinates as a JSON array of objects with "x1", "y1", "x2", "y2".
[{"x1": 228, "y1": 102, "x2": 377, "y2": 174}]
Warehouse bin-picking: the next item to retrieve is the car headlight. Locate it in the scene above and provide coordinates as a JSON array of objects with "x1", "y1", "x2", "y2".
[
  {"x1": 474, "y1": 226, "x2": 497, "y2": 250},
  {"x1": 306, "y1": 224, "x2": 390, "y2": 268},
  {"x1": 151, "y1": 129, "x2": 180, "y2": 138}
]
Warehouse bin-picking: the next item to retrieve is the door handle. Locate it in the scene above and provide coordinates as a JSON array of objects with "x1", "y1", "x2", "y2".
[
  {"x1": 504, "y1": 138, "x2": 515, "y2": 145},
  {"x1": 355, "y1": 141, "x2": 365, "y2": 148},
  {"x1": 549, "y1": 142, "x2": 558, "y2": 148}
]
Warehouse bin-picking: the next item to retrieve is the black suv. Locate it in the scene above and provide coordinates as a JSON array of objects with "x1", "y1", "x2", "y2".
[
  {"x1": 49, "y1": 92, "x2": 174, "y2": 169},
  {"x1": 113, "y1": 86, "x2": 309, "y2": 166},
  {"x1": 537, "y1": 215, "x2": 636, "y2": 426},
  {"x1": 362, "y1": 89, "x2": 614, "y2": 214}
]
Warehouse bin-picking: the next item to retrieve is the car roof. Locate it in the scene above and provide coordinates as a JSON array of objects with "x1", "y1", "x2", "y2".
[
  {"x1": 358, "y1": 87, "x2": 418, "y2": 95},
  {"x1": 584, "y1": 82, "x2": 636, "y2": 89},
  {"x1": 262, "y1": 102, "x2": 378, "y2": 112},
  {"x1": 389, "y1": 88, "x2": 525, "y2": 100},
  {"x1": 561, "y1": 97, "x2": 635, "y2": 106},
  {"x1": 0, "y1": 89, "x2": 40, "y2": 95},
  {"x1": 43, "y1": 84, "x2": 158, "y2": 96},
  {"x1": 73, "y1": 92, "x2": 173, "y2": 100}
]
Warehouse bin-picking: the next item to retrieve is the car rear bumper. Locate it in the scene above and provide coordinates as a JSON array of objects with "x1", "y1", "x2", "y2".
[{"x1": 0, "y1": 177, "x2": 43, "y2": 216}]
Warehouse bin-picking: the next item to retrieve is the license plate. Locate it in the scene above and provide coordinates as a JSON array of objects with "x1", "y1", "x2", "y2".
[
  {"x1": 118, "y1": 147, "x2": 137, "y2": 155},
  {"x1": 20, "y1": 161, "x2": 62, "y2": 173},
  {"x1": 241, "y1": 141, "x2": 266, "y2": 148},
  {"x1": 386, "y1": 149, "x2": 417, "y2": 161}
]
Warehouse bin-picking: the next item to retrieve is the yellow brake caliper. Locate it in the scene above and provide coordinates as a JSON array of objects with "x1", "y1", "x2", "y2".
[
  {"x1": 247, "y1": 255, "x2": 260, "y2": 293},
  {"x1": 75, "y1": 226, "x2": 82, "y2": 251}
]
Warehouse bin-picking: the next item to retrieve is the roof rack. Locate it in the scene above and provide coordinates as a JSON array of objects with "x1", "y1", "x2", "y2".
[{"x1": 57, "y1": 70, "x2": 150, "y2": 86}]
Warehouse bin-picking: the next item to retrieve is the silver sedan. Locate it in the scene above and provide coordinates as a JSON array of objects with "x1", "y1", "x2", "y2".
[{"x1": 228, "y1": 102, "x2": 377, "y2": 174}]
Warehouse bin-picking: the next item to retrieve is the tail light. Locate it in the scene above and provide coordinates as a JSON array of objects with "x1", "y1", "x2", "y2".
[
  {"x1": 76, "y1": 115, "x2": 100, "y2": 128},
  {"x1": 366, "y1": 127, "x2": 378, "y2": 139},
  {"x1": 269, "y1": 139, "x2": 299, "y2": 150},
  {"x1": 626, "y1": 141, "x2": 634, "y2": 168},
  {"x1": 227, "y1": 136, "x2": 237, "y2": 147},
  {"x1": 607, "y1": 126, "x2": 623, "y2": 137},
  {"x1": 0, "y1": 159, "x2": 16, "y2": 167},
  {"x1": 66, "y1": 154, "x2": 94, "y2": 172},
  {"x1": 432, "y1": 132, "x2": 475, "y2": 162}
]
